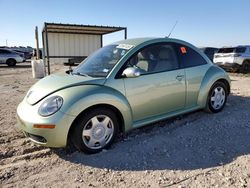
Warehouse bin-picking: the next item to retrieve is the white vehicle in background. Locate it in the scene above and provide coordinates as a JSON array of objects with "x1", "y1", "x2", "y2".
[
  {"x1": 213, "y1": 46, "x2": 250, "y2": 73},
  {"x1": 0, "y1": 48, "x2": 25, "y2": 66}
]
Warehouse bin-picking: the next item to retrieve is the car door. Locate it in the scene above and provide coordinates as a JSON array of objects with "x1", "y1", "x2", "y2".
[
  {"x1": 175, "y1": 43, "x2": 210, "y2": 108},
  {"x1": 0, "y1": 50, "x2": 4, "y2": 63},
  {"x1": 0, "y1": 49, "x2": 11, "y2": 63},
  {"x1": 122, "y1": 43, "x2": 186, "y2": 123}
]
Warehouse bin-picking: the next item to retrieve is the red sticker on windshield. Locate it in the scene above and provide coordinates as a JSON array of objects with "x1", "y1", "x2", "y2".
[{"x1": 180, "y1": 47, "x2": 187, "y2": 54}]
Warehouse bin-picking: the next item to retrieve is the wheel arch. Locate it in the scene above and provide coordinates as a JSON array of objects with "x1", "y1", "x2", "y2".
[
  {"x1": 241, "y1": 59, "x2": 250, "y2": 73},
  {"x1": 67, "y1": 103, "x2": 126, "y2": 143},
  {"x1": 216, "y1": 78, "x2": 230, "y2": 95},
  {"x1": 6, "y1": 58, "x2": 17, "y2": 63},
  {"x1": 60, "y1": 86, "x2": 134, "y2": 145},
  {"x1": 197, "y1": 66, "x2": 231, "y2": 108},
  {"x1": 243, "y1": 59, "x2": 250, "y2": 63}
]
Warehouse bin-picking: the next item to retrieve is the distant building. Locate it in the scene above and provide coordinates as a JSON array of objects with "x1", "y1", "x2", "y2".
[{"x1": 42, "y1": 22, "x2": 127, "y2": 74}]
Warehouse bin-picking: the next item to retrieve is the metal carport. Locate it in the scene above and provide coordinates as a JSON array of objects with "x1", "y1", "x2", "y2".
[{"x1": 42, "y1": 22, "x2": 127, "y2": 74}]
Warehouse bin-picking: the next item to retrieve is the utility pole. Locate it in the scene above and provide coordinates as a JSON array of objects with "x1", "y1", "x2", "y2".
[
  {"x1": 35, "y1": 26, "x2": 40, "y2": 59},
  {"x1": 5, "y1": 39, "x2": 8, "y2": 46}
]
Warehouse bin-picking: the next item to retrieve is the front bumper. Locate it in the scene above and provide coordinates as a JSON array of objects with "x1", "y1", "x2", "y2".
[{"x1": 16, "y1": 100, "x2": 76, "y2": 147}]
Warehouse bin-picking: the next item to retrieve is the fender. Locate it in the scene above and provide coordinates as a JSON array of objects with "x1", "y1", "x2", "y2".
[
  {"x1": 56, "y1": 85, "x2": 133, "y2": 132},
  {"x1": 197, "y1": 66, "x2": 230, "y2": 108}
]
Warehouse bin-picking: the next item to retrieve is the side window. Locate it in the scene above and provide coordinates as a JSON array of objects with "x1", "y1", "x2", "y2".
[
  {"x1": 235, "y1": 47, "x2": 246, "y2": 53},
  {"x1": 126, "y1": 43, "x2": 179, "y2": 74},
  {"x1": 0, "y1": 50, "x2": 11, "y2": 54},
  {"x1": 176, "y1": 44, "x2": 207, "y2": 68}
]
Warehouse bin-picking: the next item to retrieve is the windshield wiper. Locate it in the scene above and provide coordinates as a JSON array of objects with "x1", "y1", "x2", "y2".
[{"x1": 72, "y1": 72, "x2": 89, "y2": 77}]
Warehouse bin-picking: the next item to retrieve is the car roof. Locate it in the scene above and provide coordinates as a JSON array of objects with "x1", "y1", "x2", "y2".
[
  {"x1": 219, "y1": 45, "x2": 250, "y2": 49},
  {"x1": 236, "y1": 45, "x2": 250, "y2": 48},
  {"x1": 113, "y1": 37, "x2": 193, "y2": 47},
  {"x1": 113, "y1": 37, "x2": 156, "y2": 46},
  {"x1": 0, "y1": 48, "x2": 13, "y2": 51},
  {"x1": 0, "y1": 48, "x2": 19, "y2": 54},
  {"x1": 199, "y1": 47, "x2": 218, "y2": 49}
]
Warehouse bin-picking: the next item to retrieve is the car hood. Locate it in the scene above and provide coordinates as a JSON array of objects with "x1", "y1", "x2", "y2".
[{"x1": 26, "y1": 73, "x2": 106, "y2": 105}]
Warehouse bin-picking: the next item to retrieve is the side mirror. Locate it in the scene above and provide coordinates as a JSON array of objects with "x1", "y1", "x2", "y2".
[{"x1": 122, "y1": 67, "x2": 141, "y2": 78}]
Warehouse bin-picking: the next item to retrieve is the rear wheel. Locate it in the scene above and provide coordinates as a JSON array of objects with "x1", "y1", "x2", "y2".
[
  {"x1": 6, "y1": 59, "x2": 16, "y2": 67},
  {"x1": 241, "y1": 60, "x2": 250, "y2": 73},
  {"x1": 205, "y1": 82, "x2": 228, "y2": 113},
  {"x1": 71, "y1": 108, "x2": 118, "y2": 154}
]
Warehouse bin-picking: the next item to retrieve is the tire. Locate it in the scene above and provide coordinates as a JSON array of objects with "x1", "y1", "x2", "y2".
[
  {"x1": 241, "y1": 61, "x2": 250, "y2": 73},
  {"x1": 6, "y1": 59, "x2": 16, "y2": 67},
  {"x1": 205, "y1": 82, "x2": 228, "y2": 113},
  {"x1": 71, "y1": 108, "x2": 119, "y2": 154}
]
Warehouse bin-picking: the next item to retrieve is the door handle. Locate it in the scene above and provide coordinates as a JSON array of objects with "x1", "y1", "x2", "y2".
[{"x1": 176, "y1": 75, "x2": 184, "y2": 81}]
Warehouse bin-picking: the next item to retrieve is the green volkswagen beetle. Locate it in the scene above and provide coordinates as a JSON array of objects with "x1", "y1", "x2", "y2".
[{"x1": 17, "y1": 37, "x2": 230, "y2": 153}]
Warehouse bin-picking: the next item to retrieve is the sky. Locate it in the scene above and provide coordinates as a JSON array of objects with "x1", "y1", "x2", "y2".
[{"x1": 0, "y1": 0, "x2": 249, "y2": 48}]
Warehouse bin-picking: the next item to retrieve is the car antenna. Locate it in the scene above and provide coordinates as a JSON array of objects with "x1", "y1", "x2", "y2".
[{"x1": 166, "y1": 21, "x2": 178, "y2": 38}]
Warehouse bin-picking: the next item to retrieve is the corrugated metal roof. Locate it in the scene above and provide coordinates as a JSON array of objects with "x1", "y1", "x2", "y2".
[{"x1": 43, "y1": 22, "x2": 126, "y2": 35}]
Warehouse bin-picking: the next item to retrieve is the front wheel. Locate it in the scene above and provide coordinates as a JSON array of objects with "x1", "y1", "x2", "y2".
[
  {"x1": 71, "y1": 108, "x2": 118, "y2": 154},
  {"x1": 205, "y1": 82, "x2": 228, "y2": 113},
  {"x1": 7, "y1": 59, "x2": 16, "y2": 67}
]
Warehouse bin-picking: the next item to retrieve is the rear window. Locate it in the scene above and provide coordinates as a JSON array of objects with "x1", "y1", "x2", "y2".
[
  {"x1": 235, "y1": 47, "x2": 246, "y2": 53},
  {"x1": 176, "y1": 44, "x2": 207, "y2": 68},
  {"x1": 217, "y1": 48, "x2": 234, "y2": 53}
]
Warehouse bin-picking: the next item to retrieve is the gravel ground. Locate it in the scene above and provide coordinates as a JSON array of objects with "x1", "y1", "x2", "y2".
[{"x1": 0, "y1": 62, "x2": 249, "y2": 188}]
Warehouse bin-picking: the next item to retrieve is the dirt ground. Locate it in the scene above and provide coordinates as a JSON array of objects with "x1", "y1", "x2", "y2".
[{"x1": 0, "y1": 62, "x2": 249, "y2": 188}]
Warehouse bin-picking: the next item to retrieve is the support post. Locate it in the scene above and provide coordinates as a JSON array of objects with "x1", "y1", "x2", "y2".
[
  {"x1": 100, "y1": 35, "x2": 103, "y2": 47},
  {"x1": 124, "y1": 28, "x2": 127, "y2": 39},
  {"x1": 44, "y1": 23, "x2": 50, "y2": 75},
  {"x1": 41, "y1": 30, "x2": 47, "y2": 75},
  {"x1": 35, "y1": 26, "x2": 40, "y2": 60}
]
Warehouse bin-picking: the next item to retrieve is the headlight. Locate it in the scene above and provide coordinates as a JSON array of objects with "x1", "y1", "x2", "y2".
[{"x1": 38, "y1": 96, "x2": 63, "y2": 116}]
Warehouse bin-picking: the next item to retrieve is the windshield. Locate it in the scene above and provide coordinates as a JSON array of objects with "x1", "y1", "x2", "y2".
[{"x1": 73, "y1": 44, "x2": 132, "y2": 77}]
